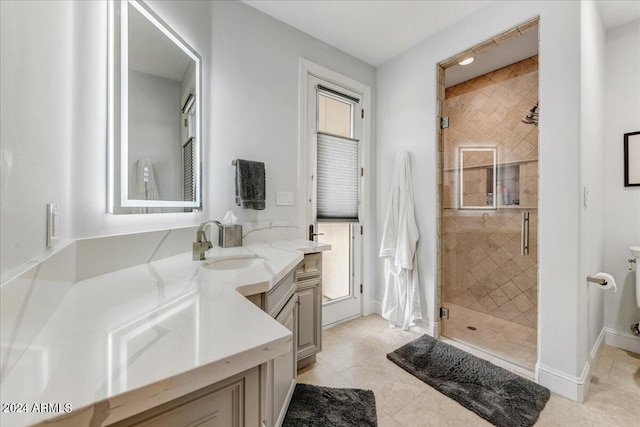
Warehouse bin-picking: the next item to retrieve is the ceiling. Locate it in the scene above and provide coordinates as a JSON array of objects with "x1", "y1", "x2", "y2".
[
  {"x1": 596, "y1": 0, "x2": 640, "y2": 29},
  {"x1": 445, "y1": 28, "x2": 538, "y2": 88},
  {"x1": 243, "y1": 0, "x2": 640, "y2": 68},
  {"x1": 243, "y1": 0, "x2": 491, "y2": 66}
]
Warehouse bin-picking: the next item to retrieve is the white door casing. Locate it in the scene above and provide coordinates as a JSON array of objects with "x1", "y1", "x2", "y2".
[{"x1": 298, "y1": 59, "x2": 372, "y2": 327}]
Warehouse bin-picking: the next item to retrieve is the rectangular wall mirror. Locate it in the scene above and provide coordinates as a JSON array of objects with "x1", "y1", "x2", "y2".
[
  {"x1": 459, "y1": 147, "x2": 497, "y2": 209},
  {"x1": 108, "y1": 0, "x2": 202, "y2": 214}
]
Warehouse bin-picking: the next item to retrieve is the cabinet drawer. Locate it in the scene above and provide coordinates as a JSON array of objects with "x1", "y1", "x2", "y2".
[
  {"x1": 266, "y1": 270, "x2": 295, "y2": 317},
  {"x1": 294, "y1": 253, "x2": 321, "y2": 281}
]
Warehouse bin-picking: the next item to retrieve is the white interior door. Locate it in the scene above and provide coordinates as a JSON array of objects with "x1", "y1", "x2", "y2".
[
  {"x1": 306, "y1": 76, "x2": 363, "y2": 327},
  {"x1": 317, "y1": 222, "x2": 362, "y2": 326}
]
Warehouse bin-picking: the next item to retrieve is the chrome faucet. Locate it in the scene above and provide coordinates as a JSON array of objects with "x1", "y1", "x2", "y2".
[{"x1": 193, "y1": 220, "x2": 221, "y2": 260}]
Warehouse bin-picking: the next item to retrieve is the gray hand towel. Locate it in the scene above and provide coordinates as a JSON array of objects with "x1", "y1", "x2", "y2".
[{"x1": 235, "y1": 159, "x2": 266, "y2": 210}]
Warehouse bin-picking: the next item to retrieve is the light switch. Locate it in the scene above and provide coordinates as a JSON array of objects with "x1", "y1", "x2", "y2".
[
  {"x1": 583, "y1": 187, "x2": 589, "y2": 208},
  {"x1": 276, "y1": 191, "x2": 294, "y2": 206},
  {"x1": 47, "y1": 203, "x2": 59, "y2": 248}
]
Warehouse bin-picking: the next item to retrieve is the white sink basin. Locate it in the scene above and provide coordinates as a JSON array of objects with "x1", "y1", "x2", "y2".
[
  {"x1": 203, "y1": 255, "x2": 266, "y2": 271},
  {"x1": 630, "y1": 245, "x2": 640, "y2": 258}
]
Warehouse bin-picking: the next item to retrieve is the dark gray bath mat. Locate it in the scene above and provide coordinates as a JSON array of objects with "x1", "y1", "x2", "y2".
[
  {"x1": 282, "y1": 383, "x2": 377, "y2": 427},
  {"x1": 387, "y1": 335, "x2": 549, "y2": 427}
]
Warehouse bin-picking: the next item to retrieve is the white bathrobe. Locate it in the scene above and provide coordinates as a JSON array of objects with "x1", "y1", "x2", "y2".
[{"x1": 380, "y1": 151, "x2": 422, "y2": 330}]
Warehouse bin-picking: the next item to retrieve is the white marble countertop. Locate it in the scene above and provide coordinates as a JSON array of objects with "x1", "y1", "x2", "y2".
[
  {"x1": 0, "y1": 239, "x2": 329, "y2": 426},
  {"x1": 246, "y1": 238, "x2": 331, "y2": 255}
]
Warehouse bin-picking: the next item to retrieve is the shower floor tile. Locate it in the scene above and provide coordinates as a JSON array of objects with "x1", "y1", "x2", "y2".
[{"x1": 442, "y1": 303, "x2": 537, "y2": 371}]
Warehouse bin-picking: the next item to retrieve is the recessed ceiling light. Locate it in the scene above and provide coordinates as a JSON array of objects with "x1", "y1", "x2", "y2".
[{"x1": 458, "y1": 57, "x2": 475, "y2": 66}]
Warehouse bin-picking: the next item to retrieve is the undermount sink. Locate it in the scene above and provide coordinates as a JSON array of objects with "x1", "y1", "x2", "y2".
[{"x1": 203, "y1": 255, "x2": 266, "y2": 271}]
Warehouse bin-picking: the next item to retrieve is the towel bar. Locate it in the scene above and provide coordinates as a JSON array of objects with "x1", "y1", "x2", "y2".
[{"x1": 586, "y1": 276, "x2": 608, "y2": 286}]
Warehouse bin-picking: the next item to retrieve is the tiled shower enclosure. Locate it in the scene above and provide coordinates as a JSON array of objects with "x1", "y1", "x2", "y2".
[{"x1": 438, "y1": 24, "x2": 539, "y2": 370}]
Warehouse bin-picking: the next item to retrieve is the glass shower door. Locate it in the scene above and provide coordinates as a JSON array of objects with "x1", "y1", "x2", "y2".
[{"x1": 440, "y1": 53, "x2": 539, "y2": 370}]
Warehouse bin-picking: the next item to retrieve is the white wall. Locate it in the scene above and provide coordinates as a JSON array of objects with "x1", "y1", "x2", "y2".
[
  {"x1": 580, "y1": 0, "x2": 606, "y2": 365},
  {"x1": 208, "y1": 1, "x2": 375, "y2": 226},
  {"x1": 0, "y1": 1, "x2": 74, "y2": 278},
  {"x1": 376, "y1": 1, "x2": 590, "y2": 398},
  {"x1": 1, "y1": 0, "x2": 375, "y2": 277},
  {"x1": 603, "y1": 18, "x2": 640, "y2": 343},
  {"x1": 128, "y1": 71, "x2": 182, "y2": 201},
  {"x1": 72, "y1": 0, "x2": 211, "y2": 240}
]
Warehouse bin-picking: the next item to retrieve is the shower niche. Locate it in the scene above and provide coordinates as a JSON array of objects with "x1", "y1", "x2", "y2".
[
  {"x1": 457, "y1": 147, "x2": 528, "y2": 210},
  {"x1": 487, "y1": 163, "x2": 521, "y2": 208}
]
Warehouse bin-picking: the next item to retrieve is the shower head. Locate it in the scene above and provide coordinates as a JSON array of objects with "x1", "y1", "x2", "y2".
[{"x1": 521, "y1": 102, "x2": 539, "y2": 125}]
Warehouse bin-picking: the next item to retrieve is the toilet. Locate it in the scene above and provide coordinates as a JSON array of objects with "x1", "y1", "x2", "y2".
[
  {"x1": 631, "y1": 245, "x2": 640, "y2": 336},
  {"x1": 632, "y1": 246, "x2": 640, "y2": 308}
]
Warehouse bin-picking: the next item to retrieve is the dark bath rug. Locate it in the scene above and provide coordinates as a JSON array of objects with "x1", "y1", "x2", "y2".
[
  {"x1": 387, "y1": 335, "x2": 550, "y2": 427},
  {"x1": 282, "y1": 383, "x2": 377, "y2": 427}
]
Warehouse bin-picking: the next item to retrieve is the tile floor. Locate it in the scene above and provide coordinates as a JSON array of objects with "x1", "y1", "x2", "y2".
[
  {"x1": 297, "y1": 314, "x2": 640, "y2": 426},
  {"x1": 442, "y1": 303, "x2": 537, "y2": 371}
]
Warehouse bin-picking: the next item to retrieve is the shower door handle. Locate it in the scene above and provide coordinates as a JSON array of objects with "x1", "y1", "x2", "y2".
[{"x1": 521, "y1": 212, "x2": 530, "y2": 256}]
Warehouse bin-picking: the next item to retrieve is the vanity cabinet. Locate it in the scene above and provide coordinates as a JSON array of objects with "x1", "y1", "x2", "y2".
[
  {"x1": 111, "y1": 367, "x2": 260, "y2": 427},
  {"x1": 268, "y1": 290, "x2": 298, "y2": 427},
  {"x1": 294, "y1": 253, "x2": 323, "y2": 369},
  {"x1": 114, "y1": 271, "x2": 299, "y2": 427},
  {"x1": 246, "y1": 270, "x2": 298, "y2": 427}
]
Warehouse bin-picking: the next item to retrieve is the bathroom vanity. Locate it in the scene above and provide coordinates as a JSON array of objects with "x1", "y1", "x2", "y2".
[
  {"x1": 115, "y1": 263, "x2": 301, "y2": 427},
  {"x1": 294, "y1": 253, "x2": 323, "y2": 368},
  {"x1": 1, "y1": 1, "x2": 332, "y2": 424},
  {"x1": 0, "y1": 239, "x2": 329, "y2": 427}
]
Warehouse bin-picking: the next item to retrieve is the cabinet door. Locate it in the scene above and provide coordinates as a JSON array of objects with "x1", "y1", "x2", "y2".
[
  {"x1": 296, "y1": 278, "x2": 321, "y2": 361},
  {"x1": 266, "y1": 270, "x2": 296, "y2": 317},
  {"x1": 271, "y1": 294, "x2": 298, "y2": 427},
  {"x1": 113, "y1": 367, "x2": 260, "y2": 427}
]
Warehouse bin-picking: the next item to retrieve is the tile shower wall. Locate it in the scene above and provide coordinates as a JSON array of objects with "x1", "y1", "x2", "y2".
[
  {"x1": 443, "y1": 210, "x2": 538, "y2": 328},
  {"x1": 443, "y1": 56, "x2": 539, "y2": 329}
]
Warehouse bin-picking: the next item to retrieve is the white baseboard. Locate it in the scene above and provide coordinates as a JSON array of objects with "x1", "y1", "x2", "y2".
[
  {"x1": 536, "y1": 364, "x2": 585, "y2": 402},
  {"x1": 408, "y1": 320, "x2": 439, "y2": 337},
  {"x1": 368, "y1": 301, "x2": 381, "y2": 316},
  {"x1": 368, "y1": 301, "x2": 437, "y2": 336},
  {"x1": 604, "y1": 327, "x2": 640, "y2": 353},
  {"x1": 582, "y1": 327, "x2": 606, "y2": 398},
  {"x1": 407, "y1": 323, "x2": 432, "y2": 336},
  {"x1": 537, "y1": 327, "x2": 606, "y2": 403}
]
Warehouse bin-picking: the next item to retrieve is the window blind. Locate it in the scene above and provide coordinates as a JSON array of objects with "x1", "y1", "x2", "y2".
[
  {"x1": 182, "y1": 138, "x2": 195, "y2": 202},
  {"x1": 317, "y1": 85, "x2": 360, "y2": 104},
  {"x1": 316, "y1": 132, "x2": 359, "y2": 221}
]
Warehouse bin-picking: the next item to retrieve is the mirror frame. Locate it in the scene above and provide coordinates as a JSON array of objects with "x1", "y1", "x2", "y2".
[
  {"x1": 459, "y1": 147, "x2": 497, "y2": 210},
  {"x1": 624, "y1": 131, "x2": 640, "y2": 187},
  {"x1": 108, "y1": 0, "x2": 202, "y2": 213}
]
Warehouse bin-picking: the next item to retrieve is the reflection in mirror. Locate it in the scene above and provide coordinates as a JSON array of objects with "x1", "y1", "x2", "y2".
[
  {"x1": 109, "y1": 0, "x2": 201, "y2": 214},
  {"x1": 459, "y1": 147, "x2": 496, "y2": 210}
]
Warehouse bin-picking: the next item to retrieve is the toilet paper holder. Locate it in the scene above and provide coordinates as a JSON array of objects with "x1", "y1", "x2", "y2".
[{"x1": 586, "y1": 275, "x2": 608, "y2": 286}]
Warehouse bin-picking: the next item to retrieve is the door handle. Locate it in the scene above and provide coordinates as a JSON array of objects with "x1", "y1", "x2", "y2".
[
  {"x1": 308, "y1": 224, "x2": 324, "y2": 241},
  {"x1": 521, "y1": 212, "x2": 530, "y2": 256}
]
